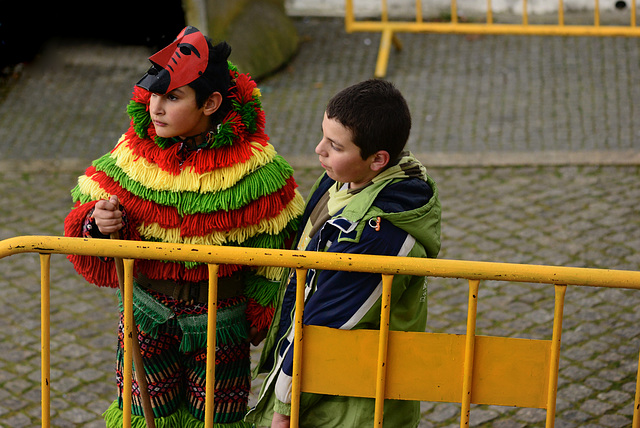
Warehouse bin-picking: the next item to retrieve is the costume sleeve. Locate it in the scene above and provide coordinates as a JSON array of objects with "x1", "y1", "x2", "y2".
[
  {"x1": 273, "y1": 218, "x2": 416, "y2": 405},
  {"x1": 64, "y1": 199, "x2": 140, "y2": 288}
]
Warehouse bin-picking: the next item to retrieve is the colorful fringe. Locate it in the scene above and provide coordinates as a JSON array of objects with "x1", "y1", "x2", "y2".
[
  {"x1": 64, "y1": 62, "x2": 304, "y2": 330},
  {"x1": 113, "y1": 308, "x2": 252, "y2": 424},
  {"x1": 103, "y1": 401, "x2": 253, "y2": 428}
]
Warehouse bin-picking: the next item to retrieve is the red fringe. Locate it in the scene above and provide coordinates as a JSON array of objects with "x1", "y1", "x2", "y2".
[
  {"x1": 122, "y1": 128, "x2": 268, "y2": 175},
  {"x1": 246, "y1": 298, "x2": 275, "y2": 331},
  {"x1": 231, "y1": 73, "x2": 257, "y2": 104},
  {"x1": 63, "y1": 199, "x2": 139, "y2": 288},
  {"x1": 131, "y1": 86, "x2": 151, "y2": 105},
  {"x1": 136, "y1": 259, "x2": 243, "y2": 282}
]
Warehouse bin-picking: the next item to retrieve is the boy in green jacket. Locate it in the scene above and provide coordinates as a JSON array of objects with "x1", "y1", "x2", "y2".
[{"x1": 246, "y1": 79, "x2": 441, "y2": 427}]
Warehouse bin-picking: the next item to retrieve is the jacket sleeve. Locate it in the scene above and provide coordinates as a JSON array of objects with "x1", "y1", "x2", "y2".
[{"x1": 273, "y1": 218, "x2": 416, "y2": 406}]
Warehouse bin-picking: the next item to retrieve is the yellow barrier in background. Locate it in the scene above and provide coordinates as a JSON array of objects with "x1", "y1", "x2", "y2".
[
  {"x1": 1, "y1": 235, "x2": 640, "y2": 427},
  {"x1": 345, "y1": 0, "x2": 640, "y2": 77}
]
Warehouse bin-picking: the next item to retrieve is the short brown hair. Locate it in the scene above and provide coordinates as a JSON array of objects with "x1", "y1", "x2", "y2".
[{"x1": 325, "y1": 79, "x2": 411, "y2": 160}]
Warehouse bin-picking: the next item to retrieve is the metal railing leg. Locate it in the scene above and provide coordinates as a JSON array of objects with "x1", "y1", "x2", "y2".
[
  {"x1": 545, "y1": 284, "x2": 566, "y2": 428},
  {"x1": 39, "y1": 254, "x2": 51, "y2": 428},
  {"x1": 204, "y1": 264, "x2": 219, "y2": 428},
  {"x1": 460, "y1": 279, "x2": 480, "y2": 427},
  {"x1": 291, "y1": 268, "x2": 308, "y2": 428}
]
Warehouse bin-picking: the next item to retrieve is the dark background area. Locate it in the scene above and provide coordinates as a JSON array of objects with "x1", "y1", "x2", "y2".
[{"x1": 0, "y1": 0, "x2": 186, "y2": 69}]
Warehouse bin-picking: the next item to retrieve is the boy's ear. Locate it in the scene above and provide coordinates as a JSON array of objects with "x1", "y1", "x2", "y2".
[
  {"x1": 203, "y1": 92, "x2": 223, "y2": 116},
  {"x1": 370, "y1": 150, "x2": 390, "y2": 172}
]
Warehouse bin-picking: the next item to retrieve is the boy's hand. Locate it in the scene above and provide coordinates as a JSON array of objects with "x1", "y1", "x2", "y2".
[
  {"x1": 271, "y1": 412, "x2": 290, "y2": 428},
  {"x1": 93, "y1": 195, "x2": 124, "y2": 235}
]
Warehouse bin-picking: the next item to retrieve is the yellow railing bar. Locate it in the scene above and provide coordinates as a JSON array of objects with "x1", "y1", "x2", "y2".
[
  {"x1": 416, "y1": 0, "x2": 423, "y2": 24},
  {"x1": 373, "y1": 274, "x2": 394, "y2": 426},
  {"x1": 381, "y1": 0, "x2": 388, "y2": 22},
  {"x1": 559, "y1": 0, "x2": 564, "y2": 26},
  {"x1": 204, "y1": 264, "x2": 219, "y2": 428},
  {"x1": 2, "y1": 236, "x2": 639, "y2": 289},
  {"x1": 460, "y1": 279, "x2": 479, "y2": 427},
  {"x1": 345, "y1": 20, "x2": 640, "y2": 36},
  {"x1": 545, "y1": 285, "x2": 566, "y2": 427},
  {"x1": 290, "y1": 268, "x2": 307, "y2": 427},
  {"x1": 122, "y1": 258, "x2": 135, "y2": 428},
  {"x1": 594, "y1": 0, "x2": 600, "y2": 26},
  {"x1": 39, "y1": 254, "x2": 51, "y2": 428},
  {"x1": 633, "y1": 0, "x2": 637, "y2": 27},
  {"x1": 523, "y1": 0, "x2": 528, "y2": 25}
]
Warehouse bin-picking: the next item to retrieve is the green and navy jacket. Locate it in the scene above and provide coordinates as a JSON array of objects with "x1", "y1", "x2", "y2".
[{"x1": 246, "y1": 153, "x2": 441, "y2": 428}]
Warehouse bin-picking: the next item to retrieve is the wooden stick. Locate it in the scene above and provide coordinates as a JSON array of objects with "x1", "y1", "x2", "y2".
[{"x1": 110, "y1": 231, "x2": 156, "y2": 428}]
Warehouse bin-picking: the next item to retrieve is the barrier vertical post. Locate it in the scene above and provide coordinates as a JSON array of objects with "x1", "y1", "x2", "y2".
[
  {"x1": 373, "y1": 274, "x2": 394, "y2": 426},
  {"x1": 545, "y1": 284, "x2": 566, "y2": 428},
  {"x1": 452, "y1": 0, "x2": 458, "y2": 23},
  {"x1": 460, "y1": 279, "x2": 480, "y2": 427},
  {"x1": 345, "y1": 0, "x2": 354, "y2": 32},
  {"x1": 291, "y1": 268, "x2": 308, "y2": 427},
  {"x1": 39, "y1": 254, "x2": 51, "y2": 428},
  {"x1": 204, "y1": 264, "x2": 219, "y2": 428},
  {"x1": 121, "y1": 259, "x2": 135, "y2": 428},
  {"x1": 633, "y1": 347, "x2": 640, "y2": 427}
]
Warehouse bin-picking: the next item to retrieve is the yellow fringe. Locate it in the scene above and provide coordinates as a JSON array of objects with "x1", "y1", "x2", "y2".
[
  {"x1": 112, "y1": 140, "x2": 277, "y2": 193},
  {"x1": 137, "y1": 192, "x2": 304, "y2": 246},
  {"x1": 255, "y1": 265, "x2": 287, "y2": 281},
  {"x1": 77, "y1": 175, "x2": 111, "y2": 200}
]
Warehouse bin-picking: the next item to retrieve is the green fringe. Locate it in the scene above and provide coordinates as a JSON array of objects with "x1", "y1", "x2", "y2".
[
  {"x1": 70, "y1": 183, "x2": 83, "y2": 203},
  {"x1": 243, "y1": 273, "x2": 280, "y2": 307},
  {"x1": 177, "y1": 301, "x2": 249, "y2": 353},
  {"x1": 126, "y1": 99, "x2": 152, "y2": 138},
  {"x1": 86, "y1": 155, "x2": 294, "y2": 215},
  {"x1": 103, "y1": 400, "x2": 254, "y2": 428},
  {"x1": 208, "y1": 119, "x2": 237, "y2": 148},
  {"x1": 116, "y1": 284, "x2": 174, "y2": 337},
  {"x1": 231, "y1": 99, "x2": 259, "y2": 135}
]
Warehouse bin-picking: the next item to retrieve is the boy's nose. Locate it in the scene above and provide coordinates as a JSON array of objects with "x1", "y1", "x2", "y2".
[
  {"x1": 314, "y1": 141, "x2": 325, "y2": 155},
  {"x1": 149, "y1": 99, "x2": 163, "y2": 115}
]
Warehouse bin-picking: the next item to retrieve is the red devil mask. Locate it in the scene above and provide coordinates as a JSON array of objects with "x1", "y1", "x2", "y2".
[{"x1": 136, "y1": 26, "x2": 210, "y2": 94}]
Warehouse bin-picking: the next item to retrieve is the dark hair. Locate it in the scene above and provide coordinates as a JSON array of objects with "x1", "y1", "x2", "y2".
[
  {"x1": 190, "y1": 39, "x2": 232, "y2": 123},
  {"x1": 325, "y1": 79, "x2": 411, "y2": 160}
]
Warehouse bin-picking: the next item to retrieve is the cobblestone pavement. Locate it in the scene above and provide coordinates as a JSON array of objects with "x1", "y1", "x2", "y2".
[{"x1": 0, "y1": 16, "x2": 639, "y2": 428}]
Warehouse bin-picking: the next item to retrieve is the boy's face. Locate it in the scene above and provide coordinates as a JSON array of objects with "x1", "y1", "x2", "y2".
[
  {"x1": 316, "y1": 113, "x2": 379, "y2": 189},
  {"x1": 149, "y1": 85, "x2": 210, "y2": 139}
]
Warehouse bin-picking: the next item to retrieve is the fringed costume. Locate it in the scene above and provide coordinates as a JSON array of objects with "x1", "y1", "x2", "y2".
[{"x1": 64, "y1": 59, "x2": 304, "y2": 427}]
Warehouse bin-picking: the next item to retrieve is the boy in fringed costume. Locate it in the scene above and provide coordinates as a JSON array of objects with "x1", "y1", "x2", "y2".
[{"x1": 63, "y1": 26, "x2": 304, "y2": 427}]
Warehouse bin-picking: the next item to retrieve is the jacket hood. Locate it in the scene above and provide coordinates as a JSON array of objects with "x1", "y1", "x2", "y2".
[{"x1": 338, "y1": 152, "x2": 441, "y2": 258}]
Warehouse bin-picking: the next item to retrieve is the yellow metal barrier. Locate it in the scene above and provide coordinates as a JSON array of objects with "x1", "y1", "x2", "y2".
[
  {"x1": 1, "y1": 235, "x2": 640, "y2": 427},
  {"x1": 346, "y1": 0, "x2": 640, "y2": 77}
]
